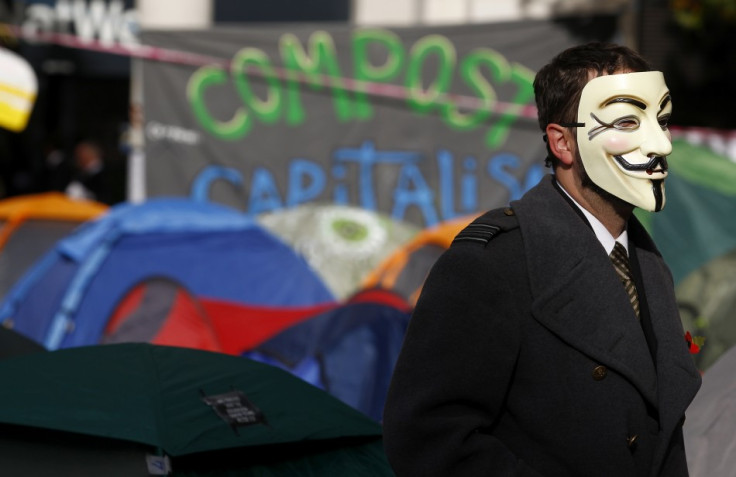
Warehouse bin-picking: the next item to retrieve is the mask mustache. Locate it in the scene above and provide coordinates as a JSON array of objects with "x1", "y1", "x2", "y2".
[{"x1": 613, "y1": 155, "x2": 668, "y2": 174}]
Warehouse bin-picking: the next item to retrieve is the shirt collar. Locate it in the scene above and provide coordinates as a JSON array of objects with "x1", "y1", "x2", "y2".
[{"x1": 555, "y1": 180, "x2": 629, "y2": 255}]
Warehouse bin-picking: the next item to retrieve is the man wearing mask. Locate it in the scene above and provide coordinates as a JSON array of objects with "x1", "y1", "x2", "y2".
[{"x1": 382, "y1": 42, "x2": 701, "y2": 477}]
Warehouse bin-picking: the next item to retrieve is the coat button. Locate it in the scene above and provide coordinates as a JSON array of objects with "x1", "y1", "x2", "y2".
[
  {"x1": 592, "y1": 365, "x2": 607, "y2": 381},
  {"x1": 627, "y1": 434, "x2": 639, "y2": 448},
  {"x1": 503, "y1": 207, "x2": 515, "y2": 216}
]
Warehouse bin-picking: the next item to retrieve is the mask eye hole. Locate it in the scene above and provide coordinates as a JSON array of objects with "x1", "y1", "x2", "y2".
[
  {"x1": 658, "y1": 114, "x2": 671, "y2": 130},
  {"x1": 613, "y1": 115, "x2": 639, "y2": 131}
]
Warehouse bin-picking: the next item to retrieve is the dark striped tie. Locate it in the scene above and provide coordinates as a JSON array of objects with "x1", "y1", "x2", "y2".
[{"x1": 610, "y1": 242, "x2": 640, "y2": 320}]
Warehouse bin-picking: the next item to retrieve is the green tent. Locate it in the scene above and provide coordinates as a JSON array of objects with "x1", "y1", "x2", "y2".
[
  {"x1": 636, "y1": 138, "x2": 736, "y2": 285},
  {"x1": 0, "y1": 343, "x2": 393, "y2": 476},
  {"x1": 635, "y1": 138, "x2": 736, "y2": 370}
]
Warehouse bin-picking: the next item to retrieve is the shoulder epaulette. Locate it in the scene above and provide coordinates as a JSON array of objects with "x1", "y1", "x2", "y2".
[{"x1": 452, "y1": 207, "x2": 518, "y2": 246}]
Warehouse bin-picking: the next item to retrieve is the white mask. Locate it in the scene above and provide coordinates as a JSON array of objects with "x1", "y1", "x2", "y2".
[{"x1": 575, "y1": 71, "x2": 672, "y2": 212}]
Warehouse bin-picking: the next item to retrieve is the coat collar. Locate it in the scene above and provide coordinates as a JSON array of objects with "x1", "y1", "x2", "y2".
[{"x1": 511, "y1": 176, "x2": 700, "y2": 415}]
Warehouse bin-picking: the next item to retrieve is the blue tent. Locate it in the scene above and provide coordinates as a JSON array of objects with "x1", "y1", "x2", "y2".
[
  {"x1": 245, "y1": 289, "x2": 412, "y2": 421},
  {"x1": 0, "y1": 198, "x2": 334, "y2": 350}
]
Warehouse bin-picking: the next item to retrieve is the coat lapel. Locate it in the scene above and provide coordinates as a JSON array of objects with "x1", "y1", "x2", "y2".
[
  {"x1": 629, "y1": 218, "x2": 702, "y2": 427},
  {"x1": 512, "y1": 176, "x2": 658, "y2": 408}
]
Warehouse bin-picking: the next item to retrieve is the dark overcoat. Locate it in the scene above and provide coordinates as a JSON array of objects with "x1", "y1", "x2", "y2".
[{"x1": 382, "y1": 175, "x2": 702, "y2": 477}]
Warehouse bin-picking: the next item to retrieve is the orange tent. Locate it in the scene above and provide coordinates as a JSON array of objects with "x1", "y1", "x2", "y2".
[
  {"x1": 361, "y1": 215, "x2": 477, "y2": 306},
  {"x1": 0, "y1": 192, "x2": 107, "y2": 301}
]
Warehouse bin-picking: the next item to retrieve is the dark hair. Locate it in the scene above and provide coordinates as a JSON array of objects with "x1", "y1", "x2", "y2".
[{"x1": 533, "y1": 42, "x2": 652, "y2": 166}]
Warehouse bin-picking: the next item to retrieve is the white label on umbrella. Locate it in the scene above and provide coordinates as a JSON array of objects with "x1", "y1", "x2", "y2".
[
  {"x1": 146, "y1": 454, "x2": 171, "y2": 475},
  {"x1": 202, "y1": 390, "x2": 267, "y2": 429}
]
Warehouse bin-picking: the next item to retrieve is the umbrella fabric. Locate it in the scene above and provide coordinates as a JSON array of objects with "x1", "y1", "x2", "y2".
[
  {"x1": 0, "y1": 325, "x2": 46, "y2": 360},
  {"x1": 0, "y1": 343, "x2": 384, "y2": 458},
  {"x1": 170, "y1": 436, "x2": 393, "y2": 476},
  {"x1": 0, "y1": 423, "x2": 154, "y2": 477}
]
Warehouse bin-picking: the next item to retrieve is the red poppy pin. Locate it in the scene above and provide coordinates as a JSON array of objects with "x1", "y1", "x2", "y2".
[{"x1": 685, "y1": 331, "x2": 705, "y2": 354}]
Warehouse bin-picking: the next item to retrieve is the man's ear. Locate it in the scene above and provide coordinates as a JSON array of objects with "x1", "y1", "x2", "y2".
[{"x1": 545, "y1": 124, "x2": 575, "y2": 166}]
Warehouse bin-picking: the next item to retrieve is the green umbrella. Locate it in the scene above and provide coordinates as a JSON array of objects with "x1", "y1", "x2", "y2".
[{"x1": 0, "y1": 343, "x2": 393, "y2": 476}]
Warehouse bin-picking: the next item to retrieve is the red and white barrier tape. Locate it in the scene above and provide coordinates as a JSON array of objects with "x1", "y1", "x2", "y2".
[{"x1": 0, "y1": 22, "x2": 539, "y2": 118}]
